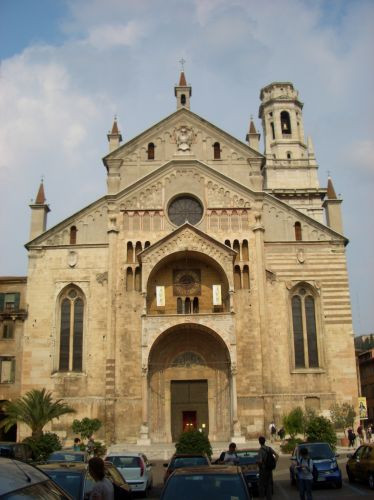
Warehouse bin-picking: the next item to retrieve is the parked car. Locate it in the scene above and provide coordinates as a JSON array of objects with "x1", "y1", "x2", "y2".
[
  {"x1": 236, "y1": 448, "x2": 261, "y2": 494},
  {"x1": 0, "y1": 457, "x2": 72, "y2": 499},
  {"x1": 39, "y1": 461, "x2": 132, "y2": 499},
  {"x1": 105, "y1": 452, "x2": 153, "y2": 496},
  {"x1": 290, "y1": 442, "x2": 342, "y2": 488},
  {"x1": 0, "y1": 441, "x2": 34, "y2": 462},
  {"x1": 160, "y1": 465, "x2": 252, "y2": 499},
  {"x1": 46, "y1": 450, "x2": 88, "y2": 463},
  {"x1": 163, "y1": 453, "x2": 210, "y2": 483},
  {"x1": 346, "y1": 443, "x2": 374, "y2": 489}
]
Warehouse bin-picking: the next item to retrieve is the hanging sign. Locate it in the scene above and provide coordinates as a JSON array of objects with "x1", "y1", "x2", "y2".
[
  {"x1": 358, "y1": 397, "x2": 368, "y2": 420},
  {"x1": 212, "y1": 285, "x2": 222, "y2": 306},
  {"x1": 156, "y1": 286, "x2": 165, "y2": 307}
]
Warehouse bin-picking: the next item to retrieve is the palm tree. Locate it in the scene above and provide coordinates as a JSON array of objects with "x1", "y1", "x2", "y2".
[{"x1": 0, "y1": 388, "x2": 75, "y2": 439}]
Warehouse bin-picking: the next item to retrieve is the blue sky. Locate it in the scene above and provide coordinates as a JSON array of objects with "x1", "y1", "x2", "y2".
[{"x1": 0, "y1": 0, "x2": 373, "y2": 334}]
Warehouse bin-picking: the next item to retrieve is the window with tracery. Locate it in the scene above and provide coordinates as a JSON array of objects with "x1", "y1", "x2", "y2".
[
  {"x1": 171, "y1": 352, "x2": 205, "y2": 367},
  {"x1": 168, "y1": 196, "x2": 203, "y2": 226},
  {"x1": 59, "y1": 287, "x2": 84, "y2": 372},
  {"x1": 291, "y1": 286, "x2": 319, "y2": 369}
]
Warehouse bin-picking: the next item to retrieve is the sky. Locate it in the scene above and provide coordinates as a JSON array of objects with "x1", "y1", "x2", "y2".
[{"x1": 0, "y1": 0, "x2": 373, "y2": 334}]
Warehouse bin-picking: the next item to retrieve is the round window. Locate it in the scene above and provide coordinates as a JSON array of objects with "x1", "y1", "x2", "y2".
[{"x1": 168, "y1": 196, "x2": 203, "y2": 226}]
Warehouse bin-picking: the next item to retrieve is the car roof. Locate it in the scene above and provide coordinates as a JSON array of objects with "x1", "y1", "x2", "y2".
[
  {"x1": 172, "y1": 465, "x2": 242, "y2": 476},
  {"x1": 107, "y1": 451, "x2": 144, "y2": 457},
  {"x1": 0, "y1": 457, "x2": 52, "y2": 495},
  {"x1": 39, "y1": 462, "x2": 88, "y2": 472},
  {"x1": 171, "y1": 453, "x2": 208, "y2": 458},
  {"x1": 236, "y1": 448, "x2": 258, "y2": 452}
]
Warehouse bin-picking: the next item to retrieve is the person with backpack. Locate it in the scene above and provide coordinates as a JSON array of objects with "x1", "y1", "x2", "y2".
[
  {"x1": 296, "y1": 447, "x2": 314, "y2": 500},
  {"x1": 218, "y1": 442, "x2": 239, "y2": 464},
  {"x1": 257, "y1": 436, "x2": 278, "y2": 499},
  {"x1": 269, "y1": 422, "x2": 277, "y2": 442}
]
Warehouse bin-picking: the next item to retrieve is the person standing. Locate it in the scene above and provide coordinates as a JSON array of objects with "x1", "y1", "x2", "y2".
[
  {"x1": 357, "y1": 424, "x2": 364, "y2": 445},
  {"x1": 219, "y1": 442, "x2": 239, "y2": 464},
  {"x1": 257, "y1": 436, "x2": 278, "y2": 499},
  {"x1": 73, "y1": 437, "x2": 81, "y2": 451},
  {"x1": 365, "y1": 426, "x2": 372, "y2": 443},
  {"x1": 347, "y1": 428, "x2": 356, "y2": 448},
  {"x1": 87, "y1": 436, "x2": 95, "y2": 457},
  {"x1": 269, "y1": 422, "x2": 277, "y2": 442},
  {"x1": 296, "y1": 447, "x2": 313, "y2": 500},
  {"x1": 88, "y1": 457, "x2": 114, "y2": 500}
]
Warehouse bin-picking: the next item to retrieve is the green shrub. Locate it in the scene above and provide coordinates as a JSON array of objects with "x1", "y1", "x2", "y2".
[
  {"x1": 92, "y1": 440, "x2": 107, "y2": 457},
  {"x1": 23, "y1": 432, "x2": 62, "y2": 461},
  {"x1": 72, "y1": 418, "x2": 102, "y2": 440},
  {"x1": 305, "y1": 415, "x2": 337, "y2": 449},
  {"x1": 330, "y1": 403, "x2": 356, "y2": 433},
  {"x1": 280, "y1": 437, "x2": 303, "y2": 454},
  {"x1": 175, "y1": 429, "x2": 212, "y2": 459},
  {"x1": 282, "y1": 407, "x2": 304, "y2": 439}
]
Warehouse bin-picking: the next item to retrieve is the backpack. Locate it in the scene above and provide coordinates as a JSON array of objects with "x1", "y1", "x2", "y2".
[
  {"x1": 113, "y1": 482, "x2": 132, "y2": 499},
  {"x1": 271, "y1": 425, "x2": 276, "y2": 435},
  {"x1": 265, "y1": 447, "x2": 276, "y2": 471}
]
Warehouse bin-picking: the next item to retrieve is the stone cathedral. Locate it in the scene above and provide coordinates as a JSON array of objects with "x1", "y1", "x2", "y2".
[{"x1": 19, "y1": 73, "x2": 358, "y2": 444}]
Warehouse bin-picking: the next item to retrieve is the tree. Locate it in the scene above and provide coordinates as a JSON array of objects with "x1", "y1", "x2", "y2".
[
  {"x1": 330, "y1": 402, "x2": 356, "y2": 434},
  {"x1": 282, "y1": 407, "x2": 304, "y2": 439},
  {"x1": 0, "y1": 388, "x2": 75, "y2": 439},
  {"x1": 175, "y1": 429, "x2": 212, "y2": 459},
  {"x1": 24, "y1": 432, "x2": 62, "y2": 461},
  {"x1": 305, "y1": 415, "x2": 337, "y2": 449},
  {"x1": 72, "y1": 417, "x2": 102, "y2": 440}
]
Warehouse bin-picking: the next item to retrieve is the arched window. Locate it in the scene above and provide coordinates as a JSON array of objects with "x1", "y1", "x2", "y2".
[
  {"x1": 294, "y1": 222, "x2": 302, "y2": 241},
  {"x1": 59, "y1": 287, "x2": 84, "y2": 372},
  {"x1": 147, "y1": 142, "x2": 155, "y2": 160},
  {"x1": 185, "y1": 297, "x2": 191, "y2": 314},
  {"x1": 134, "y1": 267, "x2": 141, "y2": 292},
  {"x1": 233, "y1": 240, "x2": 240, "y2": 264},
  {"x1": 242, "y1": 240, "x2": 249, "y2": 261},
  {"x1": 291, "y1": 286, "x2": 320, "y2": 369},
  {"x1": 181, "y1": 94, "x2": 186, "y2": 106},
  {"x1": 177, "y1": 297, "x2": 183, "y2": 314},
  {"x1": 144, "y1": 241, "x2": 151, "y2": 249},
  {"x1": 242, "y1": 265, "x2": 249, "y2": 289},
  {"x1": 287, "y1": 151, "x2": 292, "y2": 159},
  {"x1": 224, "y1": 239, "x2": 231, "y2": 247},
  {"x1": 270, "y1": 122, "x2": 275, "y2": 140},
  {"x1": 126, "y1": 267, "x2": 133, "y2": 291},
  {"x1": 234, "y1": 265, "x2": 241, "y2": 290},
  {"x1": 213, "y1": 142, "x2": 221, "y2": 160},
  {"x1": 127, "y1": 242, "x2": 133, "y2": 263},
  {"x1": 135, "y1": 241, "x2": 142, "y2": 259},
  {"x1": 280, "y1": 111, "x2": 292, "y2": 134},
  {"x1": 70, "y1": 226, "x2": 77, "y2": 245},
  {"x1": 193, "y1": 297, "x2": 199, "y2": 313}
]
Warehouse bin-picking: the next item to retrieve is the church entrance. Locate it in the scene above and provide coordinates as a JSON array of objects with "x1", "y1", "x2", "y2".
[
  {"x1": 171, "y1": 380, "x2": 208, "y2": 440},
  {"x1": 148, "y1": 324, "x2": 231, "y2": 443}
]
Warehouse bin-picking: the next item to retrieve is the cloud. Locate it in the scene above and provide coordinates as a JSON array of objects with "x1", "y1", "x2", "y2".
[{"x1": 85, "y1": 21, "x2": 145, "y2": 49}]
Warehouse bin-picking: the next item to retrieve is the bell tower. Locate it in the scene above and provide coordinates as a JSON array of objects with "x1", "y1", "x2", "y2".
[
  {"x1": 174, "y1": 61, "x2": 191, "y2": 110},
  {"x1": 259, "y1": 82, "x2": 325, "y2": 222}
]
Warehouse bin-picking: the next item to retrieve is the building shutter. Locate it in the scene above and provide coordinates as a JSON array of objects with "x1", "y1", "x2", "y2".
[
  {"x1": 59, "y1": 299, "x2": 70, "y2": 371},
  {"x1": 305, "y1": 296, "x2": 319, "y2": 367},
  {"x1": 0, "y1": 293, "x2": 4, "y2": 312},
  {"x1": 292, "y1": 296, "x2": 305, "y2": 368},
  {"x1": 72, "y1": 299, "x2": 84, "y2": 371},
  {"x1": 14, "y1": 293, "x2": 20, "y2": 311}
]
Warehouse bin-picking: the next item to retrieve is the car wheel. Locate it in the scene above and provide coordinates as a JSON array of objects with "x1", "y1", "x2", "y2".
[
  {"x1": 347, "y1": 468, "x2": 355, "y2": 483},
  {"x1": 368, "y1": 473, "x2": 374, "y2": 490}
]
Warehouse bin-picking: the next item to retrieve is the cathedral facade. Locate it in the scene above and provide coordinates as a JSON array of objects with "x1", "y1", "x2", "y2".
[{"x1": 18, "y1": 74, "x2": 357, "y2": 444}]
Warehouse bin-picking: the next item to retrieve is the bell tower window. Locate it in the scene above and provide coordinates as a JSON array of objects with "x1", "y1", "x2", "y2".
[
  {"x1": 281, "y1": 111, "x2": 292, "y2": 135},
  {"x1": 147, "y1": 142, "x2": 155, "y2": 160},
  {"x1": 70, "y1": 226, "x2": 77, "y2": 245},
  {"x1": 270, "y1": 122, "x2": 275, "y2": 140},
  {"x1": 213, "y1": 142, "x2": 221, "y2": 160},
  {"x1": 294, "y1": 222, "x2": 302, "y2": 241},
  {"x1": 181, "y1": 94, "x2": 186, "y2": 106}
]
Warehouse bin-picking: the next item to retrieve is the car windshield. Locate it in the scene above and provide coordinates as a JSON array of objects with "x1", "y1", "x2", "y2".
[
  {"x1": 172, "y1": 457, "x2": 208, "y2": 468},
  {"x1": 164, "y1": 474, "x2": 248, "y2": 500},
  {"x1": 48, "y1": 452, "x2": 84, "y2": 462},
  {"x1": 3, "y1": 480, "x2": 70, "y2": 499},
  {"x1": 45, "y1": 470, "x2": 83, "y2": 498},
  {"x1": 106, "y1": 456, "x2": 141, "y2": 467},
  {"x1": 298, "y1": 443, "x2": 334, "y2": 460},
  {"x1": 236, "y1": 450, "x2": 258, "y2": 465}
]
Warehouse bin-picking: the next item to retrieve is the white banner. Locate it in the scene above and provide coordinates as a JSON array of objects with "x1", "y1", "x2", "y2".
[
  {"x1": 212, "y1": 285, "x2": 222, "y2": 306},
  {"x1": 156, "y1": 286, "x2": 165, "y2": 307}
]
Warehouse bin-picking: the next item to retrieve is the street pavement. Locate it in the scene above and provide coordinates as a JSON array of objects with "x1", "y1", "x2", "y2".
[{"x1": 146, "y1": 453, "x2": 373, "y2": 499}]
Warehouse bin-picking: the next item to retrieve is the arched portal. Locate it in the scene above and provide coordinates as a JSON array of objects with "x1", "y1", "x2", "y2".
[{"x1": 147, "y1": 324, "x2": 231, "y2": 442}]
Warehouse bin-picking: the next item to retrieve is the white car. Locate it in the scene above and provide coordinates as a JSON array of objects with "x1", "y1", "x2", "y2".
[{"x1": 105, "y1": 451, "x2": 153, "y2": 496}]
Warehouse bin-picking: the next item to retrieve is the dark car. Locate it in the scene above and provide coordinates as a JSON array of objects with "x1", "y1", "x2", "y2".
[
  {"x1": 290, "y1": 442, "x2": 342, "y2": 489},
  {"x1": 0, "y1": 441, "x2": 34, "y2": 462},
  {"x1": 346, "y1": 443, "x2": 374, "y2": 489},
  {"x1": 39, "y1": 461, "x2": 132, "y2": 499},
  {"x1": 163, "y1": 453, "x2": 210, "y2": 483},
  {"x1": 236, "y1": 448, "x2": 261, "y2": 494},
  {"x1": 0, "y1": 457, "x2": 72, "y2": 499},
  {"x1": 160, "y1": 465, "x2": 252, "y2": 500},
  {"x1": 46, "y1": 450, "x2": 88, "y2": 463}
]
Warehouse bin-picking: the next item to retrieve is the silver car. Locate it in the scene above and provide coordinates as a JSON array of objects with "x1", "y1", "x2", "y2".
[{"x1": 105, "y1": 452, "x2": 153, "y2": 496}]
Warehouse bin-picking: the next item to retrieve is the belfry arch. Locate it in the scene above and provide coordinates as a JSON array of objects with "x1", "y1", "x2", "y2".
[{"x1": 147, "y1": 324, "x2": 233, "y2": 442}]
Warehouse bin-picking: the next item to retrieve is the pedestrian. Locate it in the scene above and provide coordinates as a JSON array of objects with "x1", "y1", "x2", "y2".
[
  {"x1": 347, "y1": 428, "x2": 355, "y2": 448},
  {"x1": 296, "y1": 447, "x2": 313, "y2": 500},
  {"x1": 73, "y1": 437, "x2": 81, "y2": 451},
  {"x1": 87, "y1": 436, "x2": 95, "y2": 457},
  {"x1": 88, "y1": 457, "x2": 114, "y2": 499},
  {"x1": 269, "y1": 422, "x2": 277, "y2": 442},
  {"x1": 218, "y1": 442, "x2": 239, "y2": 464},
  {"x1": 277, "y1": 427, "x2": 285, "y2": 441},
  {"x1": 257, "y1": 436, "x2": 278, "y2": 499},
  {"x1": 357, "y1": 424, "x2": 364, "y2": 445}
]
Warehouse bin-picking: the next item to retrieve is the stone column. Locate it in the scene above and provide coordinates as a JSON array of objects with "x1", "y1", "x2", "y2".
[
  {"x1": 253, "y1": 213, "x2": 273, "y2": 429},
  {"x1": 137, "y1": 365, "x2": 151, "y2": 445},
  {"x1": 230, "y1": 363, "x2": 245, "y2": 443}
]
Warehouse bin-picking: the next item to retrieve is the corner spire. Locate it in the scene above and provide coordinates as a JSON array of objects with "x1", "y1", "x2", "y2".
[
  {"x1": 327, "y1": 176, "x2": 337, "y2": 199},
  {"x1": 35, "y1": 180, "x2": 46, "y2": 204},
  {"x1": 246, "y1": 116, "x2": 260, "y2": 151},
  {"x1": 107, "y1": 116, "x2": 122, "y2": 153},
  {"x1": 174, "y1": 61, "x2": 191, "y2": 110},
  {"x1": 29, "y1": 179, "x2": 50, "y2": 241}
]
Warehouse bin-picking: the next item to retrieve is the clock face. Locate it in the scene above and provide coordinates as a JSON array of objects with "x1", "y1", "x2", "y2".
[
  {"x1": 173, "y1": 269, "x2": 201, "y2": 296},
  {"x1": 168, "y1": 196, "x2": 203, "y2": 226}
]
